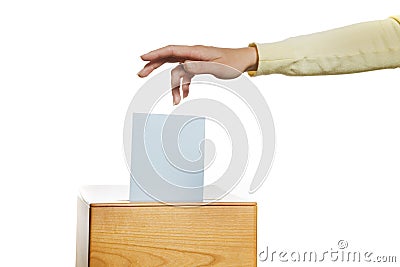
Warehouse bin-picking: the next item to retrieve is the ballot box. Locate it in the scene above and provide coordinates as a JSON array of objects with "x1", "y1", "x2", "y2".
[{"x1": 76, "y1": 185, "x2": 257, "y2": 266}]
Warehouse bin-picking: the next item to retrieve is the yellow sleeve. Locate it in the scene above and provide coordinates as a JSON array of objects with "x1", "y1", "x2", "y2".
[{"x1": 248, "y1": 16, "x2": 400, "y2": 76}]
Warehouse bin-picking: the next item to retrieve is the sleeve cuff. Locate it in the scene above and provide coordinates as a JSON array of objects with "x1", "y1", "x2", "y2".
[
  {"x1": 247, "y1": 41, "x2": 299, "y2": 76},
  {"x1": 390, "y1": 15, "x2": 400, "y2": 24},
  {"x1": 247, "y1": 43, "x2": 262, "y2": 77}
]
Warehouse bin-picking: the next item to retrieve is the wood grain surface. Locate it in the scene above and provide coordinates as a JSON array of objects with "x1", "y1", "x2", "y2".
[{"x1": 89, "y1": 203, "x2": 257, "y2": 266}]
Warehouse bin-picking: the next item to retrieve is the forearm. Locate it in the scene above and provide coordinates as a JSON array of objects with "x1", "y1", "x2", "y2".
[{"x1": 248, "y1": 16, "x2": 400, "y2": 76}]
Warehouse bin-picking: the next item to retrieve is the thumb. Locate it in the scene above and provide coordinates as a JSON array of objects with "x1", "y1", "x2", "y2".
[{"x1": 182, "y1": 60, "x2": 241, "y2": 79}]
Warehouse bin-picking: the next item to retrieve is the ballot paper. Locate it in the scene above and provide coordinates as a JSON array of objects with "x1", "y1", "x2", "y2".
[{"x1": 129, "y1": 113, "x2": 205, "y2": 202}]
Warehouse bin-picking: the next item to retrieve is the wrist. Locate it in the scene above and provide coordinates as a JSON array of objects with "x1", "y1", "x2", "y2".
[{"x1": 242, "y1": 46, "x2": 258, "y2": 72}]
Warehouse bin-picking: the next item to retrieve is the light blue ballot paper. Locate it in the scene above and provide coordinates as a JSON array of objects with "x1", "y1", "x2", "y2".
[{"x1": 129, "y1": 113, "x2": 205, "y2": 202}]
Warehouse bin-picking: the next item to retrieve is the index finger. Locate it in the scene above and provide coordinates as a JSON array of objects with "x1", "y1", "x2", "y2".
[{"x1": 140, "y1": 45, "x2": 204, "y2": 62}]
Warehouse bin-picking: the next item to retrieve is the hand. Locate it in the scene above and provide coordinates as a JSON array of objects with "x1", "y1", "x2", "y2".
[{"x1": 138, "y1": 45, "x2": 258, "y2": 105}]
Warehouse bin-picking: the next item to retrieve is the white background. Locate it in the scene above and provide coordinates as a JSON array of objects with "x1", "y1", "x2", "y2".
[{"x1": 0, "y1": 0, "x2": 399, "y2": 266}]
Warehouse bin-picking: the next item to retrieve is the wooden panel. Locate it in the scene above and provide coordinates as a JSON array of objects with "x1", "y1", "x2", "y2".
[{"x1": 89, "y1": 204, "x2": 257, "y2": 267}]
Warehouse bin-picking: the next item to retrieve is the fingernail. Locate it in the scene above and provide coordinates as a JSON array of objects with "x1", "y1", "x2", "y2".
[{"x1": 173, "y1": 95, "x2": 180, "y2": 105}]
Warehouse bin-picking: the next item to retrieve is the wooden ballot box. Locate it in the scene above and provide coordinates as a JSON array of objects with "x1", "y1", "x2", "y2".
[{"x1": 76, "y1": 186, "x2": 257, "y2": 267}]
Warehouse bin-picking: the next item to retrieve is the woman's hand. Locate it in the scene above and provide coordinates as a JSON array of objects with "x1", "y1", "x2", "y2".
[{"x1": 138, "y1": 45, "x2": 258, "y2": 105}]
